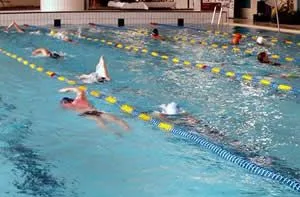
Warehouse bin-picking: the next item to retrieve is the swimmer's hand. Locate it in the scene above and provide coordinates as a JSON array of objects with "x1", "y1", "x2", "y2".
[
  {"x1": 59, "y1": 87, "x2": 83, "y2": 95},
  {"x1": 59, "y1": 87, "x2": 77, "y2": 93},
  {"x1": 59, "y1": 88, "x2": 69, "y2": 93}
]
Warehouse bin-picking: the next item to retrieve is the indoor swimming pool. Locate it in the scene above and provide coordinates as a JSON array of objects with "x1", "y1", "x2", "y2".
[{"x1": 0, "y1": 23, "x2": 299, "y2": 197}]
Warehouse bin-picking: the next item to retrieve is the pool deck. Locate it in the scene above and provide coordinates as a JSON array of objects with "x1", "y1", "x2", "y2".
[{"x1": 227, "y1": 19, "x2": 300, "y2": 35}]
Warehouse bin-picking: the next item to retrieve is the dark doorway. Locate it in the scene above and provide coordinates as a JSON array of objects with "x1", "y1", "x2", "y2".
[
  {"x1": 98, "y1": 0, "x2": 109, "y2": 6},
  {"x1": 234, "y1": 0, "x2": 251, "y2": 18}
]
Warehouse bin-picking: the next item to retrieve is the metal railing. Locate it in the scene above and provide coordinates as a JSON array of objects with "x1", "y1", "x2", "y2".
[{"x1": 211, "y1": 5, "x2": 223, "y2": 26}]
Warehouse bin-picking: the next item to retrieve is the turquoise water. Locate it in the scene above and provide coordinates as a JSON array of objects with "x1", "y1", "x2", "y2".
[{"x1": 0, "y1": 24, "x2": 299, "y2": 197}]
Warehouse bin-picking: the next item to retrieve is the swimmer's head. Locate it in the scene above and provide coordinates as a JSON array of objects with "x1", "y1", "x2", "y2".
[
  {"x1": 152, "y1": 28, "x2": 159, "y2": 36},
  {"x1": 257, "y1": 51, "x2": 269, "y2": 63},
  {"x1": 232, "y1": 37, "x2": 240, "y2": 45},
  {"x1": 60, "y1": 97, "x2": 74, "y2": 107},
  {"x1": 50, "y1": 30, "x2": 57, "y2": 35},
  {"x1": 159, "y1": 102, "x2": 182, "y2": 115},
  {"x1": 234, "y1": 33, "x2": 242, "y2": 39},
  {"x1": 256, "y1": 36, "x2": 264, "y2": 45},
  {"x1": 50, "y1": 52, "x2": 61, "y2": 59}
]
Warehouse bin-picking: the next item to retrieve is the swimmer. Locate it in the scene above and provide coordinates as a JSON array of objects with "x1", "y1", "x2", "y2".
[
  {"x1": 231, "y1": 33, "x2": 242, "y2": 45},
  {"x1": 32, "y1": 48, "x2": 62, "y2": 59},
  {"x1": 266, "y1": 72, "x2": 300, "y2": 79},
  {"x1": 52, "y1": 31, "x2": 73, "y2": 43},
  {"x1": 78, "y1": 56, "x2": 111, "y2": 84},
  {"x1": 151, "y1": 28, "x2": 164, "y2": 40},
  {"x1": 59, "y1": 87, "x2": 130, "y2": 131},
  {"x1": 151, "y1": 102, "x2": 209, "y2": 129},
  {"x1": 5, "y1": 21, "x2": 25, "y2": 33},
  {"x1": 149, "y1": 102, "x2": 271, "y2": 162},
  {"x1": 257, "y1": 52, "x2": 281, "y2": 66},
  {"x1": 256, "y1": 36, "x2": 265, "y2": 45}
]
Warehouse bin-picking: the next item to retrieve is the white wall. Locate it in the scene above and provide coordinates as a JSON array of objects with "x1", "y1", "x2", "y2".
[
  {"x1": 193, "y1": 0, "x2": 201, "y2": 11},
  {"x1": 41, "y1": 0, "x2": 84, "y2": 12},
  {"x1": 175, "y1": 0, "x2": 188, "y2": 9}
]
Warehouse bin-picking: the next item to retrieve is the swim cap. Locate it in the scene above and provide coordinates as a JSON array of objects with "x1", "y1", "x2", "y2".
[
  {"x1": 60, "y1": 97, "x2": 74, "y2": 104},
  {"x1": 159, "y1": 102, "x2": 181, "y2": 115},
  {"x1": 234, "y1": 33, "x2": 242, "y2": 39},
  {"x1": 257, "y1": 52, "x2": 268, "y2": 63},
  {"x1": 50, "y1": 30, "x2": 57, "y2": 35},
  {"x1": 152, "y1": 28, "x2": 159, "y2": 36},
  {"x1": 50, "y1": 52, "x2": 61, "y2": 59},
  {"x1": 256, "y1": 36, "x2": 264, "y2": 45}
]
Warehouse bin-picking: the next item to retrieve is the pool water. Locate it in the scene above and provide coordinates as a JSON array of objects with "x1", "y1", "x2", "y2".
[{"x1": 0, "y1": 24, "x2": 299, "y2": 197}]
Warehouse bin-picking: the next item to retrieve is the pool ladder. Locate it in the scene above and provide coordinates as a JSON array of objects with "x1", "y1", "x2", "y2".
[{"x1": 211, "y1": 5, "x2": 223, "y2": 26}]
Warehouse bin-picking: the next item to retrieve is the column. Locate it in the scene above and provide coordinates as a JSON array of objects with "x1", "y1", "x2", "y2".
[{"x1": 41, "y1": 0, "x2": 85, "y2": 12}]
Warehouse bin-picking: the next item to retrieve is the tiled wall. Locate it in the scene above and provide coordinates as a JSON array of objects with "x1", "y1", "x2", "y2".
[{"x1": 0, "y1": 11, "x2": 227, "y2": 26}]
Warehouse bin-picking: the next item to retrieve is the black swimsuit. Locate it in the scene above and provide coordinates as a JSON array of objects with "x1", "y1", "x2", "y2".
[{"x1": 79, "y1": 110, "x2": 103, "y2": 117}]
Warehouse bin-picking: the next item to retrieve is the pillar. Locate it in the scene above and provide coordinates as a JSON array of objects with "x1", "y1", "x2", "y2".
[{"x1": 41, "y1": 0, "x2": 84, "y2": 12}]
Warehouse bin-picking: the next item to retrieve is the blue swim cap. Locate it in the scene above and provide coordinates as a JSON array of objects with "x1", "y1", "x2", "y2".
[{"x1": 60, "y1": 97, "x2": 74, "y2": 104}]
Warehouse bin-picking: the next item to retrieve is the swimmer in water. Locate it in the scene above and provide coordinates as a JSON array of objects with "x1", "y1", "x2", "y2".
[
  {"x1": 256, "y1": 36, "x2": 265, "y2": 45},
  {"x1": 257, "y1": 51, "x2": 281, "y2": 66},
  {"x1": 148, "y1": 102, "x2": 274, "y2": 165},
  {"x1": 51, "y1": 31, "x2": 73, "y2": 43},
  {"x1": 231, "y1": 33, "x2": 242, "y2": 45},
  {"x1": 151, "y1": 28, "x2": 164, "y2": 40},
  {"x1": 265, "y1": 72, "x2": 300, "y2": 79},
  {"x1": 32, "y1": 48, "x2": 62, "y2": 59},
  {"x1": 78, "y1": 56, "x2": 111, "y2": 84},
  {"x1": 5, "y1": 21, "x2": 25, "y2": 33},
  {"x1": 59, "y1": 87, "x2": 130, "y2": 130}
]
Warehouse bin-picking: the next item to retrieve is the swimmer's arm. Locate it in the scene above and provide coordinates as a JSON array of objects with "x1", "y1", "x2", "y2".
[
  {"x1": 32, "y1": 48, "x2": 44, "y2": 55},
  {"x1": 15, "y1": 23, "x2": 25, "y2": 33},
  {"x1": 78, "y1": 74, "x2": 92, "y2": 79},
  {"x1": 59, "y1": 87, "x2": 86, "y2": 99}
]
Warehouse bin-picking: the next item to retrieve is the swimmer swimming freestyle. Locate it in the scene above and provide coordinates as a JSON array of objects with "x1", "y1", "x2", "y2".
[
  {"x1": 78, "y1": 56, "x2": 111, "y2": 84},
  {"x1": 32, "y1": 48, "x2": 62, "y2": 59},
  {"x1": 59, "y1": 87, "x2": 129, "y2": 131}
]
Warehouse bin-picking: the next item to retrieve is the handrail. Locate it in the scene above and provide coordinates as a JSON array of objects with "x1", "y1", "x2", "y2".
[
  {"x1": 211, "y1": 5, "x2": 217, "y2": 25},
  {"x1": 273, "y1": 0, "x2": 280, "y2": 32},
  {"x1": 217, "y1": 6, "x2": 223, "y2": 26}
]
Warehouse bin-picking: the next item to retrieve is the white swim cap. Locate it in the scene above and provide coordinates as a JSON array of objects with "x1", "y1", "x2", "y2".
[
  {"x1": 159, "y1": 102, "x2": 180, "y2": 115},
  {"x1": 256, "y1": 36, "x2": 264, "y2": 45}
]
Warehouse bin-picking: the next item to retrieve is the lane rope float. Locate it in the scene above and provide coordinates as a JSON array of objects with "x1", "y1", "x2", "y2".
[{"x1": 0, "y1": 48, "x2": 300, "y2": 193}]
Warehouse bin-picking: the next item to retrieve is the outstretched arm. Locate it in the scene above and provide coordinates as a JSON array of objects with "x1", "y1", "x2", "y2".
[
  {"x1": 6, "y1": 21, "x2": 24, "y2": 33},
  {"x1": 59, "y1": 87, "x2": 86, "y2": 100},
  {"x1": 32, "y1": 48, "x2": 50, "y2": 56}
]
